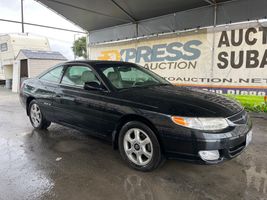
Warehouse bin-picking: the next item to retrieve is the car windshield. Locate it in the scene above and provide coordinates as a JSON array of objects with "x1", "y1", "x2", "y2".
[{"x1": 96, "y1": 63, "x2": 170, "y2": 89}]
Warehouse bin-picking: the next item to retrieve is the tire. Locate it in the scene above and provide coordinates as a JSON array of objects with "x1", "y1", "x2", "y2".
[
  {"x1": 118, "y1": 121, "x2": 164, "y2": 172},
  {"x1": 28, "y1": 100, "x2": 51, "y2": 130}
]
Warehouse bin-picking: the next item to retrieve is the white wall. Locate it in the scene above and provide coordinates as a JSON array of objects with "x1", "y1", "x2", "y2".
[
  {"x1": 0, "y1": 34, "x2": 51, "y2": 80},
  {"x1": 12, "y1": 61, "x2": 20, "y2": 93},
  {"x1": 12, "y1": 59, "x2": 64, "y2": 93},
  {"x1": 3, "y1": 65, "x2": 13, "y2": 79},
  {"x1": 28, "y1": 59, "x2": 63, "y2": 78},
  {"x1": 10, "y1": 34, "x2": 50, "y2": 58}
]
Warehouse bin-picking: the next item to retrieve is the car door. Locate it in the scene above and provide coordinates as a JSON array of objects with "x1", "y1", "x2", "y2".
[
  {"x1": 36, "y1": 65, "x2": 64, "y2": 121},
  {"x1": 53, "y1": 64, "x2": 110, "y2": 136}
]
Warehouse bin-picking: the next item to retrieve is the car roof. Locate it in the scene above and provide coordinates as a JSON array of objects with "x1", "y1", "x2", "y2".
[{"x1": 65, "y1": 60, "x2": 134, "y2": 67}]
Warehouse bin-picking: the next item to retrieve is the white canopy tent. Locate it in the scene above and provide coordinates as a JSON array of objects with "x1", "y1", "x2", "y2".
[{"x1": 36, "y1": 0, "x2": 267, "y2": 44}]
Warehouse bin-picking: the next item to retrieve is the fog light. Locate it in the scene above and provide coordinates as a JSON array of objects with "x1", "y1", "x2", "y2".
[{"x1": 199, "y1": 150, "x2": 220, "y2": 161}]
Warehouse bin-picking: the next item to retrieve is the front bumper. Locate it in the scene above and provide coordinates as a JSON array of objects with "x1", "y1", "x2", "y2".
[{"x1": 158, "y1": 111, "x2": 252, "y2": 164}]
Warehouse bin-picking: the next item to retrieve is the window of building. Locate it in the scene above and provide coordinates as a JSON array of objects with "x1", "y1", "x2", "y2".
[{"x1": 0, "y1": 43, "x2": 8, "y2": 52}]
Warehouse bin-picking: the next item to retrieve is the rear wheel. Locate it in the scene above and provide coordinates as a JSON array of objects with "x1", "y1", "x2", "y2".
[
  {"x1": 29, "y1": 100, "x2": 51, "y2": 129},
  {"x1": 118, "y1": 121, "x2": 163, "y2": 172}
]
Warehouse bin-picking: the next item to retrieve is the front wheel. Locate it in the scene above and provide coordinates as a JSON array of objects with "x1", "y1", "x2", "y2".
[
  {"x1": 118, "y1": 121, "x2": 164, "y2": 172},
  {"x1": 29, "y1": 100, "x2": 51, "y2": 129}
]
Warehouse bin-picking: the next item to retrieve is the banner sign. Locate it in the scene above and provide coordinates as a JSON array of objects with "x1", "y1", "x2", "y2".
[{"x1": 89, "y1": 24, "x2": 267, "y2": 96}]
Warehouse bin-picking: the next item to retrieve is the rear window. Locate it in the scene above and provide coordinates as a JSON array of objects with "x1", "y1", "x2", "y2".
[{"x1": 40, "y1": 66, "x2": 63, "y2": 83}]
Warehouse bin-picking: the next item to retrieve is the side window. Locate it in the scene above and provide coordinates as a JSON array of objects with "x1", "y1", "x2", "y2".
[
  {"x1": 61, "y1": 65, "x2": 99, "y2": 87},
  {"x1": 40, "y1": 66, "x2": 63, "y2": 83},
  {"x1": 102, "y1": 67, "x2": 115, "y2": 77}
]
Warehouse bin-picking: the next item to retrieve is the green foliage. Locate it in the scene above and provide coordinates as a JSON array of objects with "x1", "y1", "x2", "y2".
[
  {"x1": 226, "y1": 95, "x2": 267, "y2": 113},
  {"x1": 72, "y1": 36, "x2": 88, "y2": 59}
]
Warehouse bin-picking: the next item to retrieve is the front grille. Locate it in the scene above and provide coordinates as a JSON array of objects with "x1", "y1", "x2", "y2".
[
  {"x1": 227, "y1": 109, "x2": 248, "y2": 125},
  {"x1": 228, "y1": 141, "x2": 246, "y2": 157}
]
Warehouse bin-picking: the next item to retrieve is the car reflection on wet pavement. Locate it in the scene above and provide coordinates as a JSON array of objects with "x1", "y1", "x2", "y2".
[{"x1": 0, "y1": 87, "x2": 266, "y2": 200}]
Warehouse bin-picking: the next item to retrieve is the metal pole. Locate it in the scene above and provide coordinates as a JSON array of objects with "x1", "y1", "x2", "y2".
[
  {"x1": 86, "y1": 32, "x2": 90, "y2": 59},
  {"x1": 74, "y1": 34, "x2": 76, "y2": 60},
  {"x1": 21, "y1": 0, "x2": 24, "y2": 33},
  {"x1": 211, "y1": 3, "x2": 217, "y2": 77},
  {"x1": 136, "y1": 23, "x2": 138, "y2": 38},
  {"x1": 0, "y1": 18, "x2": 86, "y2": 34},
  {"x1": 213, "y1": 2, "x2": 217, "y2": 27}
]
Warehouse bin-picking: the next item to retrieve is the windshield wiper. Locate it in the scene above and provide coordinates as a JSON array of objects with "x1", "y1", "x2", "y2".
[{"x1": 157, "y1": 83, "x2": 170, "y2": 86}]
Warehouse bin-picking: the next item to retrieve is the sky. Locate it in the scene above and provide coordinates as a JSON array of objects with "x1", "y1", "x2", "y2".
[{"x1": 0, "y1": 0, "x2": 86, "y2": 59}]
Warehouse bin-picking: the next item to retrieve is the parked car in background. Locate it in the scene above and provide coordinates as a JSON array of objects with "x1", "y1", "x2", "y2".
[{"x1": 20, "y1": 60, "x2": 252, "y2": 171}]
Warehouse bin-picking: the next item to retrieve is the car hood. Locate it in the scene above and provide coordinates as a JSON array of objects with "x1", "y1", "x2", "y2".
[{"x1": 116, "y1": 85, "x2": 243, "y2": 117}]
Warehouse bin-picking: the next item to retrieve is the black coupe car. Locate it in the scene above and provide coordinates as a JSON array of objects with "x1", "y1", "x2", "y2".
[{"x1": 20, "y1": 60, "x2": 252, "y2": 171}]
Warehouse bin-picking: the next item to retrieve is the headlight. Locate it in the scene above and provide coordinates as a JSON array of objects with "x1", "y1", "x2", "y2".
[{"x1": 171, "y1": 116, "x2": 229, "y2": 131}]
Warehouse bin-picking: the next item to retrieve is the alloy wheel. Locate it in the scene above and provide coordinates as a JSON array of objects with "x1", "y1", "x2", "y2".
[
  {"x1": 123, "y1": 128, "x2": 153, "y2": 166},
  {"x1": 30, "y1": 103, "x2": 42, "y2": 127}
]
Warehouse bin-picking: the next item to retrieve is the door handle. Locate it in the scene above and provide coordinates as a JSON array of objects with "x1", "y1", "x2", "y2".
[{"x1": 55, "y1": 94, "x2": 61, "y2": 98}]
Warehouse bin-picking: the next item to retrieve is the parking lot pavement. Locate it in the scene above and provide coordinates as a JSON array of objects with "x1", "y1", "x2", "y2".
[{"x1": 0, "y1": 87, "x2": 266, "y2": 200}]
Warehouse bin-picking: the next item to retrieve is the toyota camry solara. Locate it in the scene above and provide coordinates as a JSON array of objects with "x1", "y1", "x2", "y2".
[{"x1": 20, "y1": 60, "x2": 252, "y2": 171}]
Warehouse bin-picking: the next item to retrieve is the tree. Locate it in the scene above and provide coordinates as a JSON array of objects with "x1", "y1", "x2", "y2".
[{"x1": 72, "y1": 36, "x2": 88, "y2": 59}]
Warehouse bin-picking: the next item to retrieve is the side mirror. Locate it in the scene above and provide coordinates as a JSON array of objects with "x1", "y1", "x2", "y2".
[{"x1": 84, "y1": 81, "x2": 104, "y2": 91}]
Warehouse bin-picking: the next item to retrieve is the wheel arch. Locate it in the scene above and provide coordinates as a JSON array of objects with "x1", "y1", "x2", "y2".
[
  {"x1": 112, "y1": 114, "x2": 164, "y2": 152},
  {"x1": 26, "y1": 96, "x2": 35, "y2": 116}
]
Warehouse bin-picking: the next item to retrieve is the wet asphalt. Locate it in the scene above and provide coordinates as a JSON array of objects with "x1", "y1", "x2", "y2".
[{"x1": 0, "y1": 87, "x2": 266, "y2": 200}]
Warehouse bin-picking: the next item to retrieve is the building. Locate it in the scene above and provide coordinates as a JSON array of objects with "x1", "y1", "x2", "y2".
[
  {"x1": 12, "y1": 49, "x2": 67, "y2": 92},
  {"x1": 0, "y1": 33, "x2": 50, "y2": 82}
]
